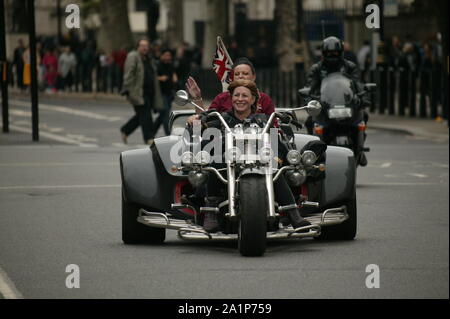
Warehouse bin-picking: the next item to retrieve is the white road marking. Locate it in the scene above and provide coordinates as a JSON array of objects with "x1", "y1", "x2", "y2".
[
  {"x1": 381, "y1": 162, "x2": 392, "y2": 168},
  {"x1": 9, "y1": 109, "x2": 31, "y2": 117},
  {"x1": 0, "y1": 184, "x2": 121, "y2": 191},
  {"x1": 9, "y1": 124, "x2": 98, "y2": 147},
  {"x1": 10, "y1": 99, "x2": 123, "y2": 122},
  {"x1": 0, "y1": 265, "x2": 24, "y2": 299},
  {"x1": 407, "y1": 173, "x2": 428, "y2": 178},
  {"x1": 0, "y1": 162, "x2": 117, "y2": 167},
  {"x1": 359, "y1": 182, "x2": 439, "y2": 186}
]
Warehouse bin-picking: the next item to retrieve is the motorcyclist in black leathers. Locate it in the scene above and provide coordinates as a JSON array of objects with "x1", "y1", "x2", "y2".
[{"x1": 305, "y1": 36, "x2": 370, "y2": 166}]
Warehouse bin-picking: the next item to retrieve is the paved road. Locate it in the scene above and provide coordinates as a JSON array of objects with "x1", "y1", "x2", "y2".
[{"x1": 0, "y1": 97, "x2": 448, "y2": 298}]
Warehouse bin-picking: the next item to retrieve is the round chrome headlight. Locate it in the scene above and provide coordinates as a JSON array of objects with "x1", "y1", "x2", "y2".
[
  {"x1": 181, "y1": 152, "x2": 194, "y2": 166},
  {"x1": 285, "y1": 169, "x2": 307, "y2": 187},
  {"x1": 195, "y1": 151, "x2": 211, "y2": 166},
  {"x1": 286, "y1": 150, "x2": 301, "y2": 165},
  {"x1": 259, "y1": 147, "x2": 273, "y2": 163},
  {"x1": 302, "y1": 150, "x2": 317, "y2": 165},
  {"x1": 226, "y1": 147, "x2": 241, "y2": 162}
]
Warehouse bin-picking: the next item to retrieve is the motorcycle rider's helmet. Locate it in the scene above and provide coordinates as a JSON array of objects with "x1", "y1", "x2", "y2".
[{"x1": 321, "y1": 36, "x2": 344, "y2": 69}]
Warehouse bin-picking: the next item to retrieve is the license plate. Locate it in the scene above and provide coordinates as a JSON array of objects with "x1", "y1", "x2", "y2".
[
  {"x1": 336, "y1": 136, "x2": 349, "y2": 145},
  {"x1": 328, "y1": 107, "x2": 352, "y2": 119}
]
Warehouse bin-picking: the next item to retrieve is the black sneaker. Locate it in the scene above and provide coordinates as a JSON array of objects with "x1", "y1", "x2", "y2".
[
  {"x1": 287, "y1": 208, "x2": 312, "y2": 232},
  {"x1": 291, "y1": 218, "x2": 312, "y2": 231},
  {"x1": 359, "y1": 152, "x2": 368, "y2": 167}
]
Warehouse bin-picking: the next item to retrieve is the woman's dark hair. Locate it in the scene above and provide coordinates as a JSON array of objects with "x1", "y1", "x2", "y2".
[
  {"x1": 232, "y1": 57, "x2": 256, "y2": 75},
  {"x1": 228, "y1": 80, "x2": 259, "y2": 113},
  {"x1": 160, "y1": 48, "x2": 172, "y2": 56}
]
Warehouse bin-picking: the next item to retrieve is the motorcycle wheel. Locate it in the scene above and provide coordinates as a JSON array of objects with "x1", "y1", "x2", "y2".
[
  {"x1": 315, "y1": 187, "x2": 357, "y2": 240},
  {"x1": 122, "y1": 188, "x2": 166, "y2": 244},
  {"x1": 238, "y1": 175, "x2": 268, "y2": 256}
]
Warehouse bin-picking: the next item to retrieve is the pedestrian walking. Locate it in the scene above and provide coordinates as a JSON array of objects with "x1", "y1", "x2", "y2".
[{"x1": 120, "y1": 39, "x2": 163, "y2": 145}]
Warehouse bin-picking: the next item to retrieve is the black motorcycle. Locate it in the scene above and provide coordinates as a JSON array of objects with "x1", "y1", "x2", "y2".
[{"x1": 299, "y1": 72, "x2": 376, "y2": 167}]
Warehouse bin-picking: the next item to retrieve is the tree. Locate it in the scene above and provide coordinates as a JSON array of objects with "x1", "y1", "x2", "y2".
[
  {"x1": 275, "y1": 0, "x2": 297, "y2": 72},
  {"x1": 297, "y1": 0, "x2": 313, "y2": 69},
  {"x1": 97, "y1": 0, "x2": 134, "y2": 52},
  {"x1": 202, "y1": 0, "x2": 227, "y2": 68},
  {"x1": 166, "y1": 0, "x2": 184, "y2": 48},
  {"x1": 146, "y1": 0, "x2": 160, "y2": 42}
]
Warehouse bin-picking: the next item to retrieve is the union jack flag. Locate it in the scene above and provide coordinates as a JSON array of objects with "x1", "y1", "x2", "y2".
[{"x1": 212, "y1": 37, "x2": 234, "y2": 90}]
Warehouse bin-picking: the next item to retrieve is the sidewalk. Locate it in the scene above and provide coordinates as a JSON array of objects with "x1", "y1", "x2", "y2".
[
  {"x1": 8, "y1": 87, "x2": 124, "y2": 102},
  {"x1": 368, "y1": 113, "x2": 448, "y2": 142},
  {"x1": 4, "y1": 88, "x2": 449, "y2": 143}
]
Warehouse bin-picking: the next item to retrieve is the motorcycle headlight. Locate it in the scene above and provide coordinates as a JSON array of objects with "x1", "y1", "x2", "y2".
[
  {"x1": 302, "y1": 150, "x2": 317, "y2": 165},
  {"x1": 181, "y1": 152, "x2": 194, "y2": 166},
  {"x1": 286, "y1": 150, "x2": 301, "y2": 165},
  {"x1": 285, "y1": 169, "x2": 307, "y2": 187},
  {"x1": 188, "y1": 171, "x2": 209, "y2": 188},
  {"x1": 195, "y1": 151, "x2": 211, "y2": 166},
  {"x1": 259, "y1": 147, "x2": 273, "y2": 163},
  {"x1": 226, "y1": 147, "x2": 241, "y2": 162}
]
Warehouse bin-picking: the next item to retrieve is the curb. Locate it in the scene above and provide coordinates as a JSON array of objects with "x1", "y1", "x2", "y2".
[
  {"x1": 368, "y1": 123, "x2": 449, "y2": 142},
  {"x1": 8, "y1": 90, "x2": 124, "y2": 102}
]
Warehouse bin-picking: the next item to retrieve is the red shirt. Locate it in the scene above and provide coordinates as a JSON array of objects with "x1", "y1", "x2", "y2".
[{"x1": 209, "y1": 91, "x2": 275, "y2": 115}]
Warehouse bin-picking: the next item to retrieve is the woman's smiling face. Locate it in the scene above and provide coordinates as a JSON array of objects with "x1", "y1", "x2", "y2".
[{"x1": 231, "y1": 86, "x2": 255, "y2": 115}]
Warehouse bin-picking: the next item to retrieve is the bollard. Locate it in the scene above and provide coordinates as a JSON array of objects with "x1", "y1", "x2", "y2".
[
  {"x1": 369, "y1": 70, "x2": 376, "y2": 113},
  {"x1": 418, "y1": 69, "x2": 428, "y2": 118},
  {"x1": 379, "y1": 66, "x2": 388, "y2": 114},
  {"x1": 388, "y1": 67, "x2": 396, "y2": 115},
  {"x1": 398, "y1": 68, "x2": 407, "y2": 116},
  {"x1": 409, "y1": 71, "x2": 417, "y2": 117},
  {"x1": 430, "y1": 68, "x2": 438, "y2": 119}
]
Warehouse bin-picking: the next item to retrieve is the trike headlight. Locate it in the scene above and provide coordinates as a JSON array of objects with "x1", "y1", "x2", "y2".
[
  {"x1": 286, "y1": 150, "x2": 301, "y2": 165},
  {"x1": 181, "y1": 152, "x2": 194, "y2": 166},
  {"x1": 195, "y1": 151, "x2": 211, "y2": 166},
  {"x1": 302, "y1": 150, "x2": 317, "y2": 165}
]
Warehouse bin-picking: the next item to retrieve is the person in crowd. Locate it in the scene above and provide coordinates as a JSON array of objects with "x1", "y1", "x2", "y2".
[
  {"x1": 58, "y1": 46, "x2": 77, "y2": 92},
  {"x1": 21, "y1": 46, "x2": 31, "y2": 90},
  {"x1": 185, "y1": 57, "x2": 275, "y2": 125},
  {"x1": 357, "y1": 40, "x2": 371, "y2": 82},
  {"x1": 42, "y1": 48, "x2": 59, "y2": 92},
  {"x1": 97, "y1": 49, "x2": 110, "y2": 92},
  {"x1": 186, "y1": 79, "x2": 313, "y2": 233},
  {"x1": 343, "y1": 42, "x2": 357, "y2": 65},
  {"x1": 120, "y1": 38, "x2": 163, "y2": 145},
  {"x1": 80, "y1": 41, "x2": 96, "y2": 92},
  {"x1": 112, "y1": 46, "x2": 128, "y2": 92},
  {"x1": 13, "y1": 39, "x2": 26, "y2": 90},
  {"x1": 175, "y1": 42, "x2": 193, "y2": 89},
  {"x1": 154, "y1": 49, "x2": 178, "y2": 136}
]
